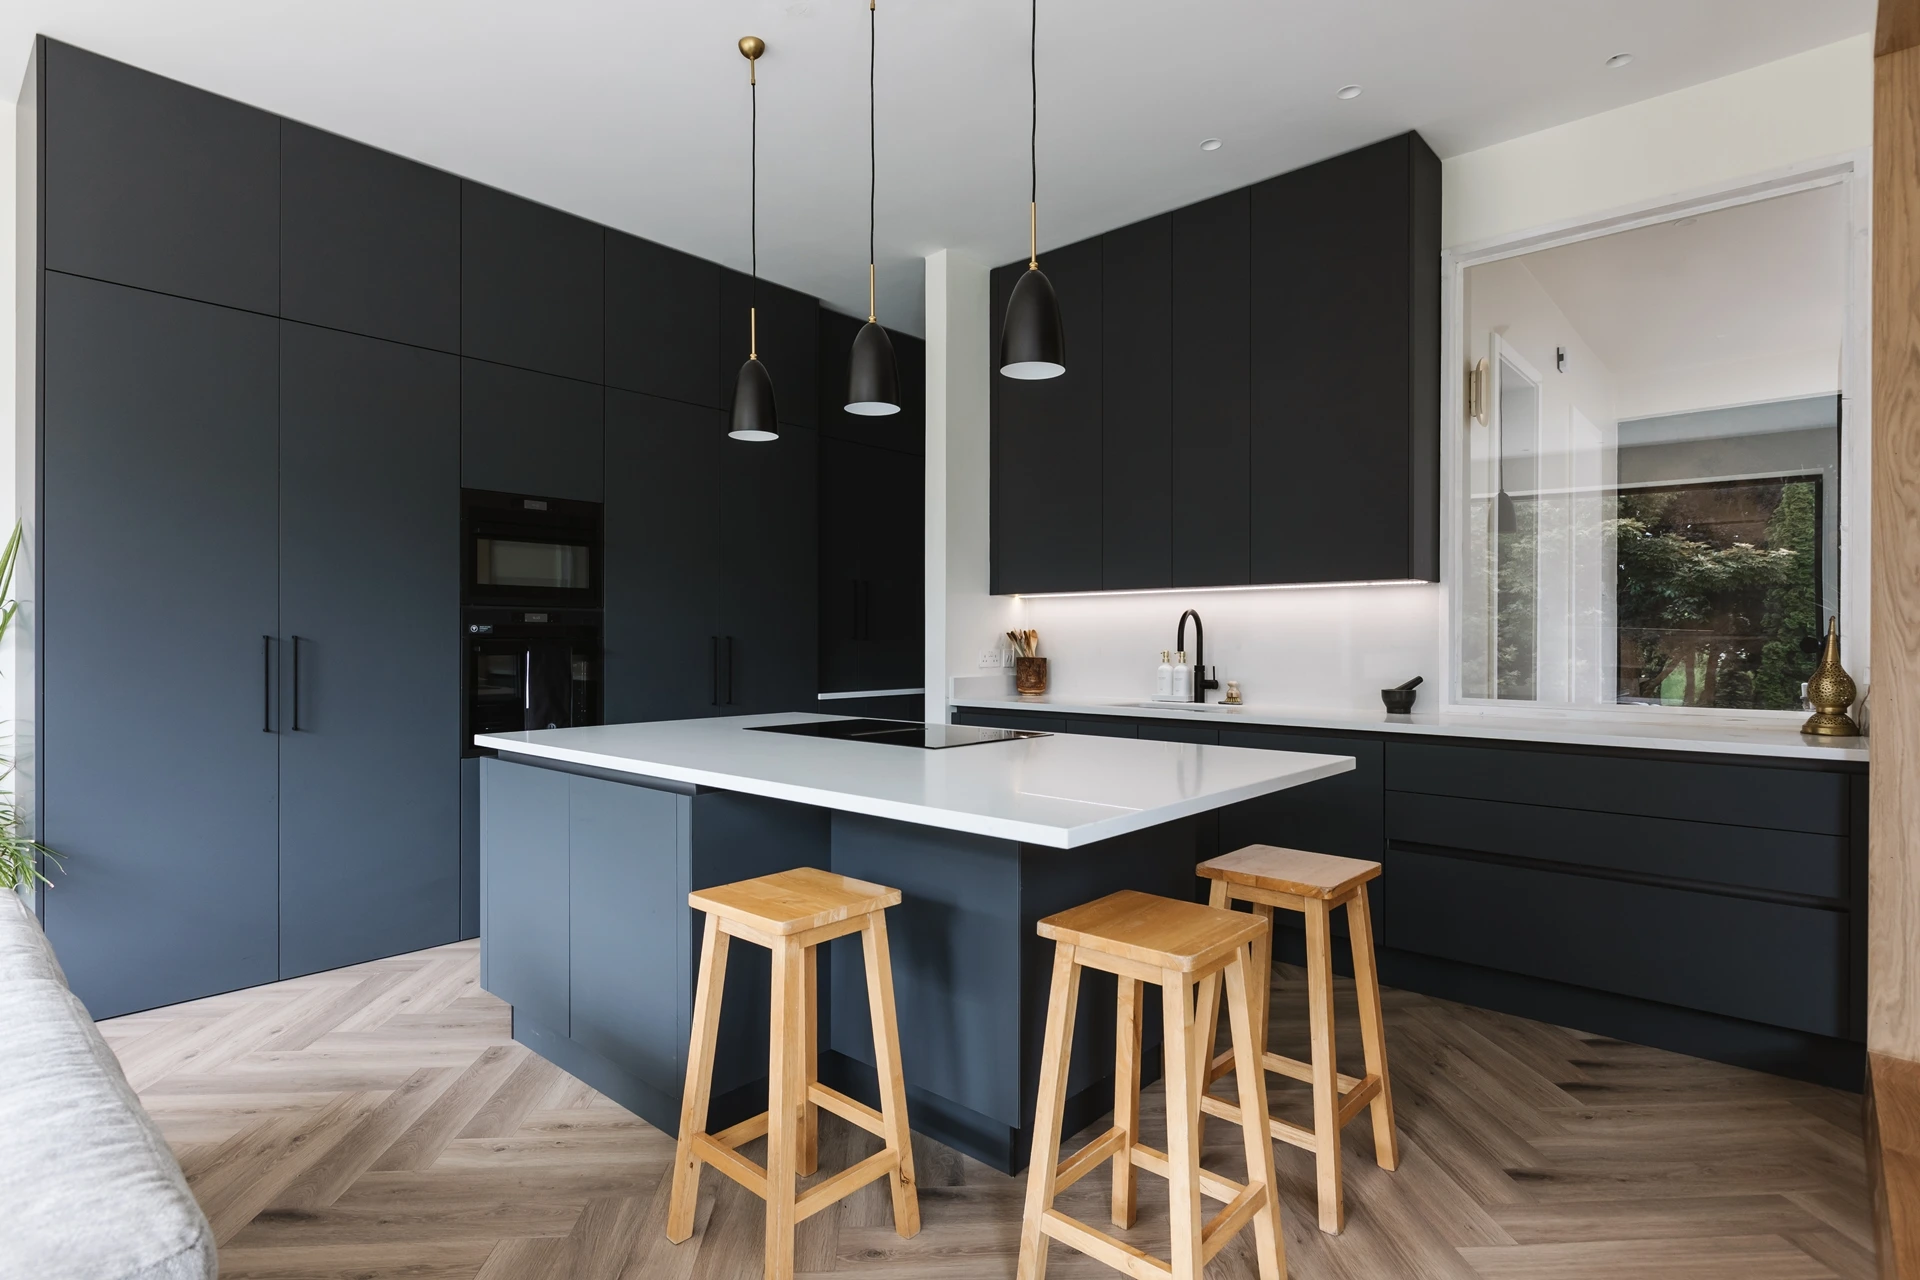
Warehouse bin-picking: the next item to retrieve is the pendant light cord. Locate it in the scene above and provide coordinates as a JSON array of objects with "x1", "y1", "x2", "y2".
[
  {"x1": 750, "y1": 58, "x2": 759, "y2": 359},
  {"x1": 1028, "y1": 0, "x2": 1038, "y2": 269},
  {"x1": 868, "y1": 0, "x2": 878, "y2": 321}
]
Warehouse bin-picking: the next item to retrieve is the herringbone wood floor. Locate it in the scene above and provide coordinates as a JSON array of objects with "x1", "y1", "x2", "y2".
[{"x1": 97, "y1": 940, "x2": 1875, "y2": 1279}]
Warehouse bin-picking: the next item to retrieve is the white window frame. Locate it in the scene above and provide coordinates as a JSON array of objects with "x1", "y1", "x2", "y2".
[{"x1": 1436, "y1": 152, "x2": 1872, "y2": 724}]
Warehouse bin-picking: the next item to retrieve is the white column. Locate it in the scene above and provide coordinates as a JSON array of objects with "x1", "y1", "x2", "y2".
[{"x1": 924, "y1": 250, "x2": 1016, "y2": 723}]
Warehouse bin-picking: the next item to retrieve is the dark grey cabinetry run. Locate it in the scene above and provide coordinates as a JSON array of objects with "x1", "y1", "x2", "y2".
[
  {"x1": 1251, "y1": 132, "x2": 1441, "y2": 584},
  {"x1": 987, "y1": 130, "x2": 1440, "y2": 594},
  {"x1": 459, "y1": 359, "x2": 605, "y2": 503},
  {"x1": 479, "y1": 761, "x2": 571, "y2": 1033},
  {"x1": 461, "y1": 182, "x2": 605, "y2": 384},
  {"x1": 990, "y1": 238, "x2": 1105, "y2": 594},
  {"x1": 280, "y1": 121, "x2": 461, "y2": 353},
  {"x1": 42, "y1": 40, "x2": 279, "y2": 314},
  {"x1": 606, "y1": 232, "x2": 721, "y2": 409},
  {"x1": 40, "y1": 274, "x2": 282, "y2": 1019},
  {"x1": 604, "y1": 391, "x2": 820, "y2": 722},
  {"x1": 818, "y1": 436, "x2": 924, "y2": 695},
  {"x1": 277, "y1": 324, "x2": 460, "y2": 978}
]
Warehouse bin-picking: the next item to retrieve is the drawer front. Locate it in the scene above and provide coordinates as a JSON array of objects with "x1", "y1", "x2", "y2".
[
  {"x1": 1219, "y1": 730, "x2": 1384, "y2": 863},
  {"x1": 1138, "y1": 721, "x2": 1218, "y2": 745},
  {"x1": 953, "y1": 709, "x2": 1069, "y2": 734},
  {"x1": 1386, "y1": 792, "x2": 1847, "y2": 902},
  {"x1": 1385, "y1": 847, "x2": 1847, "y2": 1037},
  {"x1": 1387, "y1": 741, "x2": 1850, "y2": 835},
  {"x1": 1056, "y1": 716, "x2": 1139, "y2": 738}
]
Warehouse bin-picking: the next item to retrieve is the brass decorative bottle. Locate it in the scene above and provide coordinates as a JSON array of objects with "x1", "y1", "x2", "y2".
[{"x1": 1802, "y1": 616, "x2": 1861, "y2": 737}]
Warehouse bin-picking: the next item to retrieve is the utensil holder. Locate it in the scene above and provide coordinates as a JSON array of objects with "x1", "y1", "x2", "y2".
[{"x1": 1014, "y1": 656, "x2": 1048, "y2": 695}]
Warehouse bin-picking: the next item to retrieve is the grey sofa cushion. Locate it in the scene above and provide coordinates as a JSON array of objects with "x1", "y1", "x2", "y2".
[
  {"x1": 0, "y1": 893, "x2": 217, "y2": 1280},
  {"x1": 0, "y1": 889, "x2": 66, "y2": 985}
]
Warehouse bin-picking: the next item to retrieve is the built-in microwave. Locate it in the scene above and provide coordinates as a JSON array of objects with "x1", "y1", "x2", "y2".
[{"x1": 461, "y1": 489, "x2": 603, "y2": 609}]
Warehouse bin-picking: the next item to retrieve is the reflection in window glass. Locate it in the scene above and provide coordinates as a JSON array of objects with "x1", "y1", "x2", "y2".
[{"x1": 1458, "y1": 184, "x2": 1846, "y2": 712}]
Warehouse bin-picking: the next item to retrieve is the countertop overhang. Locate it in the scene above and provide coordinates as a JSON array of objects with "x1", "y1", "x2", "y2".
[
  {"x1": 948, "y1": 695, "x2": 1870, "y2": 763},
  {"x1": 475, "y1": 714, "x2": 1356, "y2": 849}
]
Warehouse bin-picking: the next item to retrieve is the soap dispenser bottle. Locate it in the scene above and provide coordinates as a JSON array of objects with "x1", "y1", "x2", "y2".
[
  {"x1": 1171, "y1": 651, "x2": 1191, "y2": 701},
  {"x1": 1156, "y1": 650, "x2": 1173, "y2": 699}
]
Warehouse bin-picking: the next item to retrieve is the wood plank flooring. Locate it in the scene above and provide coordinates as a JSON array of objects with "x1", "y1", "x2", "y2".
[{"x1": 98, "y1": 940, "x2": 1876, "y2": 1279}]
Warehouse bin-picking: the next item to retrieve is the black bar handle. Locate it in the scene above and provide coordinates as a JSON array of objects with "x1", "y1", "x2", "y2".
[
  {"x1": 724, "y1": 636, "x2": 735, "y2": 706},
  {"x1": 262, "y1": 636, "x2": 272, "y2": 732},
  {"x1": 291, "y1": 635, "x2": 303, "y2": 731},
  {"x1": 710, "y1": 636, "x2": 720, "y2": 706}
]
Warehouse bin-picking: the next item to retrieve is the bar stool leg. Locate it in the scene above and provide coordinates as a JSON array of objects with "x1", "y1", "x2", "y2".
[
  {"x1": 1247, "y1": 901, "x2": 1275, "y2": 1056},
  {"x1": 1303, "y1": 897, "x2": 1344, "y2": 1234},
  {"x1": 860, "y1": 914, "x2": 921, "y2": 1237},
  {"x1": 668, "y1": 913, "x2": 730, "y2": 1244},
  {"x1": 1111, "y1": 976, "x2": 1143, "y2": 1228},
  {"x1": 799, "y1": 944, "x2": 819, "y2": 1177},
  {"x1": 765, "y1": 937, "x2": 803, "y2": 1280},
  {"x1": 1016, "y1": 944, "x2": 1081, "y2": 1280},
  {"x1": 1348, "y1": 884, "x2": 1399, "y2": 1171},
  {"x1": 1223, "y1": 943, "x2": 1286, "y2": 1280},
  {"x1": 1161, "y1": 969, "x2": 1205, "y2": 1280}
]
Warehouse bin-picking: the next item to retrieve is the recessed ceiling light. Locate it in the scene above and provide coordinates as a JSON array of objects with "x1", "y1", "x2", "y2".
[
  {"x1": 1335, "y1": 84, "x2": 1363, "y2": 100},
  {"x1": 1605, "y1": 53, "x2": 1634, "y2": 68},
  {"x1": 1674, "y1": 216, "x2": 1698, "y2": 228},
  {"x1": 1200, "y1": 137, "x2": 1222, "y2": 151}
]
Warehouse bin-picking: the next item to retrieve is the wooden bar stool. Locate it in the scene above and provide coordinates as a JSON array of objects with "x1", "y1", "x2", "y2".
[
  {"x1": 1019, "y1": 889, "x2": 1285, "y2": 1280},
  {"x1": 1197, "y1": 844, "x2": 1398, "y2": 1234},
  {"x1": 666, "y1": 867, "x2": 919, "y2": 1280}
]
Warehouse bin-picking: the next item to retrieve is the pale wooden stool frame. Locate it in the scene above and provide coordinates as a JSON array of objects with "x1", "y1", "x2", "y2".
[
  {"x1": 1018, "y1": 892, "x2": 1285, "y2": 1280},
  {"x1": 666, "y1": 871, "x2": 919, "y2": 1280},
  {"x1": 1198, "y1": 850, "x2": 1399, "y2": 1235}
]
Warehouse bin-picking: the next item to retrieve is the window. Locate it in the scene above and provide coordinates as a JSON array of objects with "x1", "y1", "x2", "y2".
[{"x1": 1453, "y1": 182, "x2": 1852, "y2": 714}]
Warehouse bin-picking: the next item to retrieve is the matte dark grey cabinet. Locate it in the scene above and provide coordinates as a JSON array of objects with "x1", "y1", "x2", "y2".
[
  {"x1": 606, "y1": 231, "x2": 721, "y2": 408},
  {"x1": 990, "y1": 237, "x2": 1105, "y2": 594},
  {"x1": 278, "y1": 323, "x2": 460, "y2": 978},
  {"x1": 719, "y1": 272, "x2": 820, "y2": 428},
  {"x1": 715, "y1": 425, "x2": 820, "y2": 714},
  {"x1": 281, "y1": 121, "x2": 461, "y2": 352},
  {"x1": 42, "y1": 41, "x2": 279, "y2": 315},
  {"x1": 40, "y1": 273, "x2": 282, "y2": 1019},
  {"x1": 479, "y1": 761, "x2": 571, "y2": 1033},
  {"x1": 459, "y1": 359, "x2": 605, "y2": 502},
  {"x1": 1100, "y1": 214, "x2": 1173, "y2": 590},
  {"x1": 1172, "y1": 190, "x2": 1252, "y2": 588},
  {"x1": 1250, "y1": 133, "x2": 1441, "y2": 584},
  {"x1": 461, "y1": 182, "x2": 605, "y2": 383},
  {"x1": 819, "y1": 436, "x2": 924, "y2": 695}
]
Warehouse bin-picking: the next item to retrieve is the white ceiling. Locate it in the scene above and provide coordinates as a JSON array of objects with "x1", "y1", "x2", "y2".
[
  {"x1": 1517, "y1": 182, "x2": 1848, "y2": 378},
  {"x1": 4, "y1": 1, "x2": 1872, "y2": 338}
]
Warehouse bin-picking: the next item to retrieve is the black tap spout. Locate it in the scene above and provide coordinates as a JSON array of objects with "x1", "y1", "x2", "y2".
[{"x1": 1175, "y1": 609, "x2": 1219, "y2": 703}]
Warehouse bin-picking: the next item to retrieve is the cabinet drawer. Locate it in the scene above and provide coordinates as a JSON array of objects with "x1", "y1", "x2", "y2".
[
  {"x1": 954, "y1": 709, "x2": 1068, "y2": 734},
  {"x1": 1386, "y1": 792, "x2": 1847, "y2": 902},
  {"x1": 1058, "y1": 717, "x2": 1139, "y2": 738},
  {"x1": 1384, "y1": 847, "x2": 1847, "y2": 1037},
  {"x1": 1387, "y1": 741, "x2": 1849, "y2": 835},
  {"x1": 1139, "y1": 722, "x2": 1217, "y2": 745}
]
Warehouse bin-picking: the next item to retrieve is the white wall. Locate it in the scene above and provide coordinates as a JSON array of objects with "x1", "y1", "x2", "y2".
[
  {"x1": 1442, "y1": 35, "x2": 1872, "y2": 251},
  {"x1": 0, "y1": 97, "x2": 15, "y2": 730}
]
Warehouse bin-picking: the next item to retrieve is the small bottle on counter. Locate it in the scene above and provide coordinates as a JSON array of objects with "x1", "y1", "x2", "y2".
[
  {"x1": 1171, "y1": 651, "x2": 1191, "y2": 701},
  {"x1": 1156, "y1": 650, "x2": 1173, "y2": 699}
]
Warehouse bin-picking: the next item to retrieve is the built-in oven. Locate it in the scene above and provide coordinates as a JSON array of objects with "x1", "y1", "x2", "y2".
[
  {"x1": 462, "y1": 489, "x2": 602, "y2": 610},
  {"x1": 462, "y1": 607, "x2": 602, "y2": 754}
]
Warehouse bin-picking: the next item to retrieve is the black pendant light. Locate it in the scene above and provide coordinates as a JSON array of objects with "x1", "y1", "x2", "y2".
[
  {"x1": 730, "y1": 35, "x2": 779, "y2": 442},
  {"x1": 999, "y1": 0, "x2": 1065, "y2": 380},
  {"x1": 845, "y1": 0, "x2": 902, "y2": 416}
]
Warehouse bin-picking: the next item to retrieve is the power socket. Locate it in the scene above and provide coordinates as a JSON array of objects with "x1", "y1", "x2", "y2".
[{"x1": 978, "y1": 647, "x2": 1004, "y2": 669}]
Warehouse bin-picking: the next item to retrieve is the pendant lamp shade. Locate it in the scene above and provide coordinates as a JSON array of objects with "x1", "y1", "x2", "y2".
[
  {"x1": 730, "y1": 356, "x2": 779, "y2": 442},
  {"x1": 846, "y1": 320, "x2": 902, "y2": 415},
  {"x1": 1000, "y1": 268, "x2": 1066, "y2": 379}
]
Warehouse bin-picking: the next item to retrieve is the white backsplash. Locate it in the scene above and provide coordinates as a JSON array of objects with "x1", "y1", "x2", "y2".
[{"x1": 1002, "y1": 584, "x2": 1443, "y2": 712}]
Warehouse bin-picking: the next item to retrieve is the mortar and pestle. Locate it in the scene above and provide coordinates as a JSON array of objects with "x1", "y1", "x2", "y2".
[{"x1": 1381, "y1": 676, "x2": 1422, "y2": 714}]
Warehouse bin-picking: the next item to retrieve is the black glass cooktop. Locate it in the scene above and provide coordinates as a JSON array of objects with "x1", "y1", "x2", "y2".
[{"x1": 748, "y1": 718, "x2": 1050, "y2": 750}]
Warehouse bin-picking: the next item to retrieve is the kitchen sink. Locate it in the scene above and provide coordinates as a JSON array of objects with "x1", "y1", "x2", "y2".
[{"x1": 1120, "y1": 701, "x2": 1245, "y2": 713}]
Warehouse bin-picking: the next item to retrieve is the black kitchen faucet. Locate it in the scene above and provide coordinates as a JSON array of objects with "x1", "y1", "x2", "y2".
[{"x1": 1176, "y1": 610, "x2": 1220, "y2": 703}]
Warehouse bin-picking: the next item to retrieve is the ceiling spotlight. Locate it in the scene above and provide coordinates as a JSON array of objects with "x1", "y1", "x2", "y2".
[
  {"x1": 1335, "y1": 84, "x2": 1362, "y2": 100},
  {"x1": 1674, "y1": 216, "x2": 1698, "y2": 228},
  {"x1": 1605, "y1": 53, "x2": 1633, "y2": 68},
  {"x1": 1200, "y1": 137, "x2": 1222, "y2": 151}
]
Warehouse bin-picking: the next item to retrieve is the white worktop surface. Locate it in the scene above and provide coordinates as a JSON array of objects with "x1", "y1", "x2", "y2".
[
  {"x1": 949, "y1": 695, "x2": 1870, "y2": 763},
  {"x1": 475, "y1": 713, "x2": 1355, "y2": 849}
]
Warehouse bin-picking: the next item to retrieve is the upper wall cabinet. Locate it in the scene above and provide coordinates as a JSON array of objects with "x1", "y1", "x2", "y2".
[
  {"x1": 281, "y1": 122, "x2": 460, "y2": 352},
  {"x1": 461, "y1": 359, "x2": 604, "y2": 502},
  {"x1": 719, "y1": 271, "x2": 820, "y2": 428},
  {"x1": 1251, "y1": 133, "x2": 1441, "y2": 584},
  {"x1": 42, "y1": 41, "x2": 279, "y2": 314},
  {"x1": 606, "y1": 232, "x2": 721, "y2": 408},
  {"x1": 461, "y1": 183, "x2": 605, "y2": 383},
  {"x1": 990, "y1": 238, "x2": 1105, "y2": 595},
  {"x1": 988, "y1": 131, "x2": 1440, "y2": 594}
]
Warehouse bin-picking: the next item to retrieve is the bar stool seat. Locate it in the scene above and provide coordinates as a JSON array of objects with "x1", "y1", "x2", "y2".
[
  {"x1": 1019, "y1": 890, "x2": 1286, "y2": 1280},
  {"x1": 667, "y1": 867, "x2": 919, "y2": 1280},
  {"x1": 1199, "y1": 844, "x2": 1398, "y2": 1235}
]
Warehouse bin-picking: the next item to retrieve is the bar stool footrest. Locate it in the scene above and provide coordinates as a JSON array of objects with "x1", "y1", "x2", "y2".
[
  {"x1": 1126, "y1": 1142, "x2": 1248, "y2": 1204},
  {"x1": 690, "y1": 1131, "x2": 769, "y2": 1198},
  {"x1": 1202, "y1": 1183, "x2": 1272, "y2": 1265},
  {"x1": 808, "y1": 1082, "x2": 886, "y2": 1139},
  {"x1": 1041, "y1": 1210, "x2": 1174, "y2": 1280},
  {"x1": 1053, "y1": 1125, "x2": 1127, "y2": 1195},
  {"x1": 795, "y1": 1148, "x2": 900, "y2": 1223},
  {"x1": 1209, "y1": 1046, "x2": 1365, "y2": 1094}
]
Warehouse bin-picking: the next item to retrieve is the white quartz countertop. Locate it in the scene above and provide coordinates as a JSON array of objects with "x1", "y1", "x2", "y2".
[
  {"x1": 475, "y1": 713, "x2": 1355, "y2": 849},
  {"x1": 949, "y1": 696, "x2": 1870, "y2": 763}
]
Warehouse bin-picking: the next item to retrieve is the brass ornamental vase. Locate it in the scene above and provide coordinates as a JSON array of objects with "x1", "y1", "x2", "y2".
[{"x1": 1801, "y1": 616, "x2": 1860, "y2": 737}]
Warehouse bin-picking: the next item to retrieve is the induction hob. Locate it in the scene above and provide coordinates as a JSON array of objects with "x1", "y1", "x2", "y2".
[{"x1": 748, "y1": 718, "x2": 1050, "y2": 749}]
